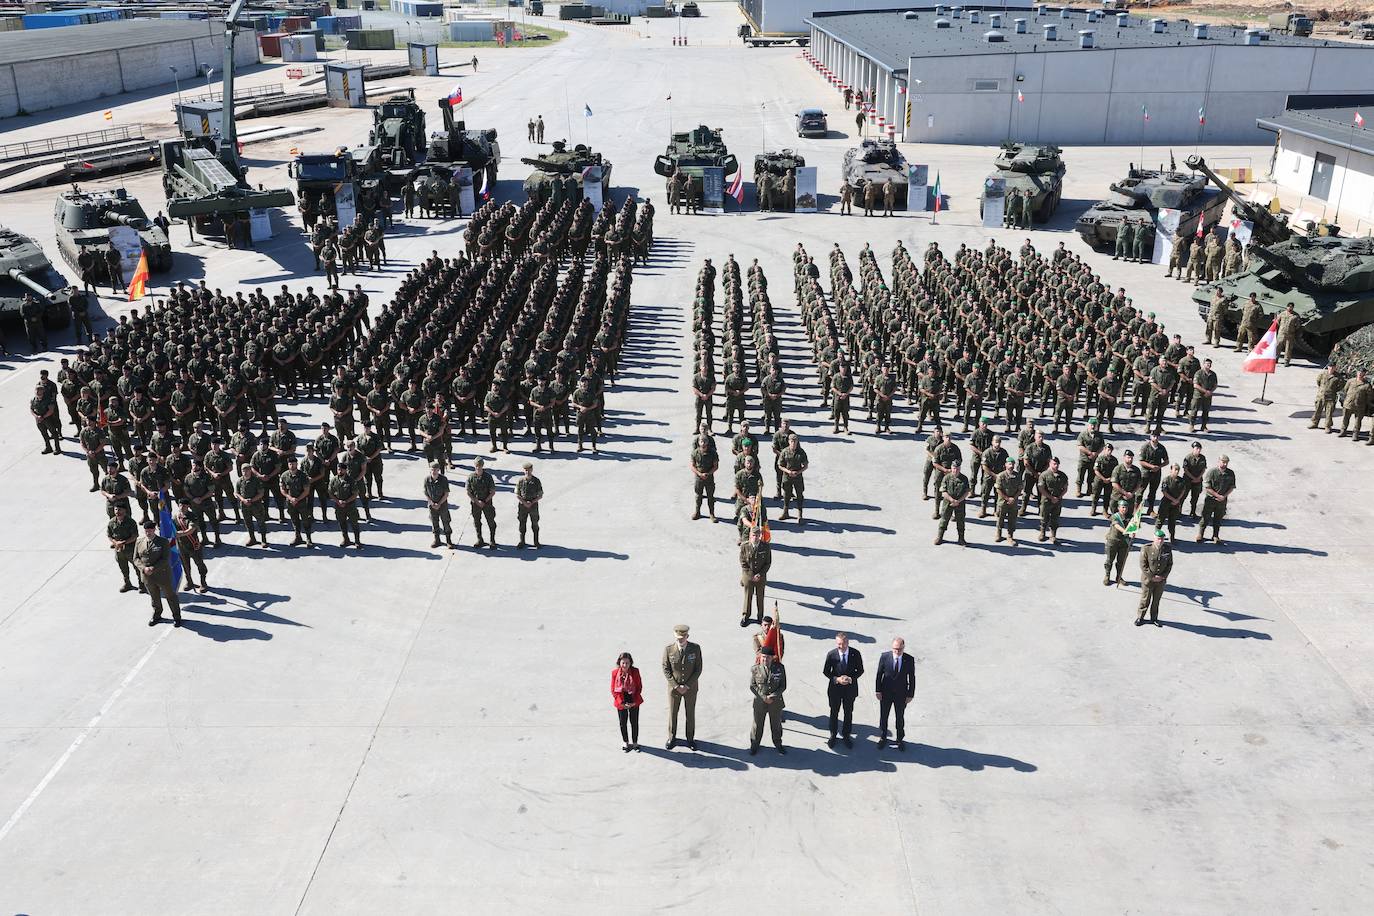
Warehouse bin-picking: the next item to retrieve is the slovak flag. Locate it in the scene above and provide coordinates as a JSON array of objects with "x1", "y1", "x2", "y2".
[
  {"x1": 1017, "y1": 89, "x2": 1024, "y2": 103},
  {"x1": 727, "y1": 169, "x2": 743, "y2": 204},
  {"x1": 1142, "y1": 104, "x2": 1150, "y2": 122},
  {"x1": 447, "y1": 84, "x2": 463, "y2": 105},
  {"x1": 1198, "y1": 106, "x2": 1206, "y2": 125},
  {"x1": 1243, "y1": 319, "x2": 1279, "y2": 374},
  {"x1": 1356, "y1": 111, "x2": 1366, "y2": 128}
]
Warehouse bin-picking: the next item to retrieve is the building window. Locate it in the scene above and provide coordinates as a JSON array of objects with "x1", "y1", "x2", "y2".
[{"x1": 971, "y1": 79, "x2": 1000, "y2": 92}]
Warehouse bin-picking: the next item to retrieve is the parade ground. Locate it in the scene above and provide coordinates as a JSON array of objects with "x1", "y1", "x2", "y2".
[{"x1": 1, "y1": 4, "x2": 1372, "y2": 912}]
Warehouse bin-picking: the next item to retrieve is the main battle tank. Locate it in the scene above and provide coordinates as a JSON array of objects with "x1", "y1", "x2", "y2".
[
  {"x1": 1192, "y1": 233, "x2": 1374, "y2": 352},
  {"x1": 653, "y1": 125, "x2": 739, "y2": 181},
  {"x1": 1329, "y1": 322, "x2": 1374, "y2": 377},
  {"x1": 53, "y1": 186, "x2": 173, "y2": 274},
  {"x1": 753, "y1": 149, "x2": 805, "y2": 181},
  {"x1": 0, "y1": 226, "x2": 79, "y2": 329},
  {"x1": 1076, "y1": 163, "x2": 1225, "y2": 249},
  {"x1": 987, "y1": 142, "x2": 1065, "y2": 222},
  {"x1": 521, "y1": 140, "x2": 613, "y2": 204},
  {"x1": 842, "y1": 138, "x2": 907, "y2": 206}
]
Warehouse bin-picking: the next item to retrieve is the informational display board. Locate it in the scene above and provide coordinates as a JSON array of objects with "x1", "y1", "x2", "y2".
[
  {"x1": 981, "y1": 176, "x2": 1005, "y2": 228},
  {"x1": 1227, "y1": 218, "x2": 1254, "y2": 247},
  {"x1": 1154, "y1": 207, "x2": 1181, "y2": 265},
  {"x1": 582, "y1": 165, "x2": 604, "y2": 212},
  {"x1": 907, "y1": 163, "x2": 928, "y2": 212},
  {"x1": 794, "y1": 166, "x2": 817, "y2": 213},
  {"x1": 107, "y1": 226, "x2": 143, "y2": 273},
  {"x1": 324, "y1": 63, "x2": 366, "y2": 108},
  {"x1": 250, "y1": 208, "x2": 273, "y2": 242},
  {"x1": 334, "y1": 181, "x2": 357, "y2": 227},
  {"x1": 407, "y1": 42, "x2": 439, "y2": 76},
  {"x1": 702, "y1": 166, "x2": 724, "y2": 214},
  {"x1": 455, "y1": 166, "x2": 475, "y2": 216}
]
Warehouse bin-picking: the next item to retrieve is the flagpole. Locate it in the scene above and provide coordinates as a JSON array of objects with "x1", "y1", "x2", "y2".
[
  {"x1": 1254, "y1": 373, "x2": 1270, "y2": 406},
  {"x1": 564, "y1": 84, "x2": 572, "y2": 142},
  {"x1": 1332, "y1": 118, "x2": 1358, "y2": 228}
]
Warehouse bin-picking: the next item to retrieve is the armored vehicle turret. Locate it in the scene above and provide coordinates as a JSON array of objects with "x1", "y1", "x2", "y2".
[
  {"x1": 753, "y1": 149, "x2": 806, "y2": 181},
  {"x1": 1192, "y1": 233, "x2": 1374, "y2": 352},
  {"x1": 370, "y1": 89, "x2": 427, "y2": 168},
  {"x1": 842, "y1": 138, "x2": 907, "y2": 206},
  {"x1": 426, "y1": 97, "x2": 500, "y2": 198},
  {"x1": 1076, "y1": 163, "x2": 1225, "y2": 249},
  {"x1": 987, "y1": 142, "x2": 1065, "y2": 222},
  {"x1": 0, "y1": 226, "x2": 79, "y2": 329},
  {"x1": 653, "y1": 125, "x2": 739, "y2": 181},
  {"x1": 53, "y1": 186, "x2": 173, "y2": 275},
  {"x1": 521, "y1": 140, "x2": 612, "y2": 204}
]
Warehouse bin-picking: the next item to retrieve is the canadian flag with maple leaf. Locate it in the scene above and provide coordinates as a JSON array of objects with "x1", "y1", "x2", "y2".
[{"x1": 1243, "y1": 318, "x2": 1279, "y2": 374}]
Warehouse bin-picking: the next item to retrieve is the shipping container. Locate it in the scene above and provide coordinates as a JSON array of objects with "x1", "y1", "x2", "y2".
[
  {"x1": 280, "y1": 35, "x2": 319, "y2": 62},
  {"x1": 23, "y1": 8, "x2": 127, "y2": 29},
  {"x1": 345, "y1": 27, "x2": 395, "y2": 50},
  {"x1": 448, "y1": 21, "x2": 493, "y2": 42},
  {"x1": 393, "y1": 0, "x2": 444, "y2": 18},
  {"x1": 259, "y1": 32, "x2": 289, "y2": 58}
]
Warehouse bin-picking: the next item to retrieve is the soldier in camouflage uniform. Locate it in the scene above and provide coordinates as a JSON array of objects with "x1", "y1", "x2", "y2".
[
  {"x1": 1038, "y1": 456, "x2": 1068, "y2": 544},
  {"x1": 466, "y1": 457, "x2": 498, "y2": 548},
  {"x1": 934, "y1": 459, "x2": 970, "y2": 547},
  {"x1": 1103, "y1": 498, "x2": 1133, "y2": 587},
  {"x1": 516, "y1": 462, "x2": 544, "y2": 549}
]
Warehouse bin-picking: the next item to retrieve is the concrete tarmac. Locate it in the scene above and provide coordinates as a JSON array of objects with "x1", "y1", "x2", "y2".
[{"x1": 1, "y1": 3, "x2": 1371, "y2": 912}]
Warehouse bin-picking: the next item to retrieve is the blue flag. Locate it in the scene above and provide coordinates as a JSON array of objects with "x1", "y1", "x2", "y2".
[{"x1": 158, "y1": 489, "x2": 183, "y2": 593}]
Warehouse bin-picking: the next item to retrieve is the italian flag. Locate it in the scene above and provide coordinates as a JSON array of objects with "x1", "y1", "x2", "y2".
[
  {"x1": 932, "y1": 172, "x2": 942, "y2": 213},
  {"x1": 1243, "y1": 319, "x2": 1279, "y2": 373}
]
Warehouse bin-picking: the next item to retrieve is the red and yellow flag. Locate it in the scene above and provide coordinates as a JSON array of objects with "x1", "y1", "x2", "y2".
[{"x1": 126, "y1": 250, "x2": 149, "y2": 302}]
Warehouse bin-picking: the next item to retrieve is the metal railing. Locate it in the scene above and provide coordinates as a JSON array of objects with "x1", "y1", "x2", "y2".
[
  {"x1": 188, "y1": 83, "x2": 287, "y2": 104},
  {"x1": 0, "y1": 126, "x2": 141, "y2": 163}
]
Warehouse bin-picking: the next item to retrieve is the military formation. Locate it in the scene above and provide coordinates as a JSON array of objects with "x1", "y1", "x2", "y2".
[{"x1": 306, "y1": 211, "x2": 392, "y2": 290}]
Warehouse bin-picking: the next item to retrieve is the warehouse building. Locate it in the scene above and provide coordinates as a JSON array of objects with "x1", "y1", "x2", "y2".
[
  {"x1": 1258, "y1": 94, "x2": 1374, "y2": 232},
  {"x1": 807, "y1": 6, "x2": 1374, "y2": 146},
  {"x1": 0, "y1": 19, "x2": 260, "y2": 119}
]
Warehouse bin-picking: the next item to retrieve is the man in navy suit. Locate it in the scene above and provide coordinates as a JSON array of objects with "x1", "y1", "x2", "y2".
[
  {"x1": 874, "y1": 636, "x2": 915, "y2": 750},
  {"x1": 822, "y1": 632, "x2": 864, "y2": 748}
]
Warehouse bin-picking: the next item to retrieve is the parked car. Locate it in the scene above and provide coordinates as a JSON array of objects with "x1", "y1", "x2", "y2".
[{"x1": 795, "y1": 108, "x2": 828, "y2": 138}]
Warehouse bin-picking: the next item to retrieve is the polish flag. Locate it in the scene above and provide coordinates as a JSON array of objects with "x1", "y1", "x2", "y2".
[{"x1": 1243, "y1": 319, "x2": 1279, "y2": 374}]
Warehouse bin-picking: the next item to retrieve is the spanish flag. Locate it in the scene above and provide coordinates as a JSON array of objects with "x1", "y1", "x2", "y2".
[
  {"x1": 126, "y1": 250, "x2": 149, "y2": 302},
  {"x1": 103, "y1": 110, "x2": 113, "y2": 121}
]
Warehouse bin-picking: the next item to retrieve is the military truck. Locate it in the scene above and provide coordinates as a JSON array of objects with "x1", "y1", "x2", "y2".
[
  {"x1": 1268, "y1": 12, "x2": 1314, "y2": 36},
  {"x1": 1075, "y1": 163, "x2": 1225, "y2": 250},
  {"x1": 161, "y1": 137, "x2": 296, "y2": 235},
  {"x1": 369, "y1": 89, "x2": 427, "y2": 169},
  {"x1": 426, "y1": 97, "x2": 500, "y2": 198},
  {"x1": 53, "y1": 186, "x2": 173, "y2": 275},
  {"x1": 521, "y1": 140, "x2": 612, "y2": 204},
  {"x1": 653, "y1": 125, "x2": 740, "y2": 180},
  {"x1": 985, "y1": 142, "x2": 1065, "y2": 223},
  {"x1": 842, "y1": 138, "x2": 907, "y2": 206},
  {"x1": 288, "y1": 147, "x2": 387, "y2": 226},
  {"x1": 0, "y1": 226, "x2": 79, "y2": 330}
]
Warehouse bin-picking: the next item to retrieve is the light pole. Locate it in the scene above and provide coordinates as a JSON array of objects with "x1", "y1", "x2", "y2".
[{"x1": 170, "y1": 65, "x2": 183, "y2": 111}]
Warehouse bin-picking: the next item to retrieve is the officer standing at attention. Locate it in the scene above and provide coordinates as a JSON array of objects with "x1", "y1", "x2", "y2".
[
  {"x1": 466, "y1": 456, "x2": 498, "y2": 548},
  {"x1": 934, "y1": 458, "x2": 970, "y2": 547},
  {"x1": 777, "y1": 432, "x2": 808, "y2": 524},
  {"x1": 424, "y1": 461, "x2": 454, "y2": 549},
  {"x1": 1137, "y1": 529, "x2": 1173, "y2": 627},
  {"x1": 108, "y1": 503, "x2": 140, "y2": 593},
  {"x1": 1198, "y1": 454, "x2": 1236, "y2": 544},
  {"x1": 515, "y1": 461, "x2": 543, "y2": 549},
  {"x1": 739, "y1": 523, "x2": 772, "y2": 627},
  {"x1": 135, "y1": 518, "x2": 182, "y2": 627},
  {"x1": 662, "y1": 624, "x2": 702, "y2": 751},
  {"x1": 749, "y1": 645, "x2": 788, "y2": 756}
]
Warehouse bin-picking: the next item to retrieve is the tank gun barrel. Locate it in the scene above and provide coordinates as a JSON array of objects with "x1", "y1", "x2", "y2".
[
  {"x1": 102, "y1": 211, "x2": 149, "y2": 230},
  {"x1": 1184, "y1": 154, "x2": 1291, "y2": 246},
  {"x1": 520, "y1": 156, "x2": 574, "y2": 172},
  {"x1": 7, "y1": 267, "x2": 57, "y2": 301}
]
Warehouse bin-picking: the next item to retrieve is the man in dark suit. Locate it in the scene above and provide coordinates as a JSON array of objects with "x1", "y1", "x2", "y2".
[
  {"x1": 874, "y1": 636, "x2": 915, "y2": 750},
  {"x1": 822, "y1": 632, "x2": 864, "y2": 748}
]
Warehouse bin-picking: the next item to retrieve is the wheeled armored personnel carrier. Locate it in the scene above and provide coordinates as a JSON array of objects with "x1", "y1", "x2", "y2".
[
  {"x1": 0, "y1": 226, "x2": 79, "y2": 329},
  {"x1": 53, "y1": 186, "x2": 173, "y2": 274},
  {"x1": 653, "y1": 125, "x2": 739, "y2": 181},
  {"x1": 842, "y1": 138, "x2": 907, "y2": 206},
  {"x1": 987, "y1": 142, "x2": 1065, "y2": 222},
  {"x1": 1075, "y1": 164, "x2": 1225, "y2": 250},
  {"x1": 521, "y1": 140, "x2": 612, "y2": 204}
]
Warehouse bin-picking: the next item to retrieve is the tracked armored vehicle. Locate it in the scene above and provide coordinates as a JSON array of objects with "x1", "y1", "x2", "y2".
[
  {"x1": 1076, "y1": 164, "x2": 1225, "y2": 250},
  {"x1": 521, "y1": 140, "x2": 612, "y2": 204},
  {"x1": 843, "y1": 138, "x2": 907, "y2": 206},
  {"x1": 986, "y1": 142, "x2": 1064, "y2": 222},
  {"x1": 0, "y1": 227, "x2": 79, "y2": 329},
  {"x1": 53, "y1": 186, "x2": 173, "y2": 274}
]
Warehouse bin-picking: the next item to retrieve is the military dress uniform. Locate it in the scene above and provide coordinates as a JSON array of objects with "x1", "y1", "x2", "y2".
[
  {"x1": 739, "y1": 536, "x2": 772, "y2": 625},
  {"x1": 662, "y1": 630, "x2": 702, "y2": 749},
  {"x1": 134, "y1": 526, "x2": 183, "y2": 626}
]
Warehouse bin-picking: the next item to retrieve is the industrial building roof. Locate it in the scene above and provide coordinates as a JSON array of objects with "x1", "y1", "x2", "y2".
[
  {"x1": 1257, "y1": 94, "x2": 1374, "y2": 158},
  {"x1": 807, "y1": 6, "x2": 1345, "y2": 73},
  {"x1": 0, "y1": 19, "x2": 219, "y2": 68}
]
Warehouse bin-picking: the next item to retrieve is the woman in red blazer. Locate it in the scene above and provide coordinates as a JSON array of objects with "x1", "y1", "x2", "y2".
[{"x1": 611, "y1": 652, "x2": 643, "y2": 752}]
